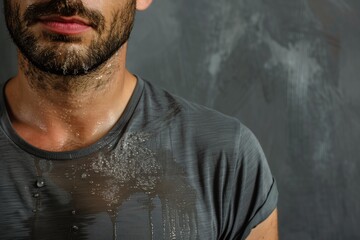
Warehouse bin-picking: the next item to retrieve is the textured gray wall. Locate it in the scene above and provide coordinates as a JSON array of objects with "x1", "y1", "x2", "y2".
[{"x1": 1, "y1": 0, "x2": 360, "y2": 239}]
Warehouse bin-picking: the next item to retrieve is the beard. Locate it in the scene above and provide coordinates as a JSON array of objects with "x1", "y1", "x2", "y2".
[{"x1": 3, "y1": 0, "x2": 136, "y2": 76}]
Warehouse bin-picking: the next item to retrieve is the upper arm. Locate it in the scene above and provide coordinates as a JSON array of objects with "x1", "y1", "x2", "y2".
[
  {"x1": 246, "y1": 208, "x2": 279, "y2": 240},
  {"x1": 230, "y1": 124, "x2": 278, "y2": 239}
]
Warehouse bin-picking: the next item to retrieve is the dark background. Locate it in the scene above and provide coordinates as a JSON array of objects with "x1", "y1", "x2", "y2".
[{"x1": 1, "y1": 0, "x2": 360, "y2": 239}]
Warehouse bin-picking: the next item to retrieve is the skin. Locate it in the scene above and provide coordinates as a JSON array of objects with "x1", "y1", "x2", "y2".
[
  {"x1": 4, "y1": 0, "x2": 278, "y2": 238},
  {"x1": 5, "y1": 0, "x2": 152, "y2": 151},
  {"x1": 247, "y1": 209, "x2": 279, "y2": 240}
]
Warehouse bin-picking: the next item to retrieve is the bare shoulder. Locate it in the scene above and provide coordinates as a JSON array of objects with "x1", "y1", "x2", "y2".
[{"x1": 246, "y1": 209, "x2": 279, "y2": 240}]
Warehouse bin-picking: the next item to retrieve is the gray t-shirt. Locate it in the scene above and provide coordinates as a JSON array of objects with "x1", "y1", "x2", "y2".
[{"x1": 0, "y1": 77, "x2": 278, "y2": 240}]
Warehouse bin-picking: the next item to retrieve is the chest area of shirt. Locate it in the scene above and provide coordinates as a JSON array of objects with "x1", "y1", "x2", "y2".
[{"x1": 0, "y1": 132, "x2": 205, "y2": 239}]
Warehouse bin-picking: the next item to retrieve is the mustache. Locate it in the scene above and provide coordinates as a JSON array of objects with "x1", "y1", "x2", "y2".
[{"x1": 24, "y1": 0, "x2": 105, "y2": 32}]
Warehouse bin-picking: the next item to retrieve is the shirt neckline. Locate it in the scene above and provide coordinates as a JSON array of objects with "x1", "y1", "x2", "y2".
[{"x1": 0, "y1": 76, "x2": 144, "y2": 160}]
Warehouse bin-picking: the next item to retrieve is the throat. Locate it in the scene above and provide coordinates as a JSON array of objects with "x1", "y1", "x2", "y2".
[{"x1": 6, "y1": 48, "x2": 135, "y2": 152}]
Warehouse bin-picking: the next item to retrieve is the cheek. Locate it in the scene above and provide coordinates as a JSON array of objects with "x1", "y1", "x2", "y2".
[
  {"x1": 81, "y1": 0, "x2": 107, "y2": 10},
  {"x1": 10, "y1": 0, "x2": 36, "y2": 16},
  {"x1": 25, "y1": 0, "x2": 47, "y2": 6},
  {"x1": 81, "y1": 0, "x2": 124, "y2": 13}
]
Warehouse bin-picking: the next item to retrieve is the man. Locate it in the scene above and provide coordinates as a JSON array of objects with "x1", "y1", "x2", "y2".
[{"x1": 0, "y1": 0, "x2": 278, "y2": 239}]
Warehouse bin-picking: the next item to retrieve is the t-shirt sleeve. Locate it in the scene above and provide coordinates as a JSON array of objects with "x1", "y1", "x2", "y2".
[{"x1": 229, "y1": 123, "x2": 278, "y2": 240}]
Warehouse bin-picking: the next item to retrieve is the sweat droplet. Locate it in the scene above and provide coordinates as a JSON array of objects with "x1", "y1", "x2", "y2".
[
  {"x1": 71, "y1": 210, "x2": 76, "y2": 215},
  {"x1": 35, "y1": 178, "x2": 45, "y2": 188},
  {"x1": 33, "y1": 193, "x2": 40, "y2": 198},
  {"x1": 72, "y1": 225, "x2": 79, "y2": 232},
  {"x1": 81, "y1": 173, "x2": 88, "y2": 179}
]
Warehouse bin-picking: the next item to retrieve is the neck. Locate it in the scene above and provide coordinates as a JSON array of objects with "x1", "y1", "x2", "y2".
[{"x1": 5, "y1": 44, "x2": 138, "y2": 151}]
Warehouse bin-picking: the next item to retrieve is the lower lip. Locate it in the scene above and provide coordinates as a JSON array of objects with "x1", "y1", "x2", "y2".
[{"x1": 40, "y1": 21, "x2": 91, "y2": 35}]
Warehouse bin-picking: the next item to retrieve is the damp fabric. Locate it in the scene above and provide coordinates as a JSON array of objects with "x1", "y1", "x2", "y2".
[{"x1": 0, "y1": 77, "x2": 278, "y2": 240}]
